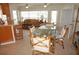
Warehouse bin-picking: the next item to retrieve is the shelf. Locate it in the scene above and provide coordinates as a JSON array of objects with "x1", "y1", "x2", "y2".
[{"x1": 14, "y1": 25, "x2": 23, "y2": 40}]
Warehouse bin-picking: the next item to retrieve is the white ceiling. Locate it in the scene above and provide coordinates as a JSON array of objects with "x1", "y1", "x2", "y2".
[
  {"x1": 10, "y1": 3, "x2": 48, "y2": 7},
  {"x1": 9, "y1": 3, "x2": 79, "y2": 10},
  {"x1": 10, "y1": 3, "x2": 79, "y2": 7}
]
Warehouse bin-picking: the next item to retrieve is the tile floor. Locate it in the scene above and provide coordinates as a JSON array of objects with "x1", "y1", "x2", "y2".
[{"x1": 0, "y1": 36, "x2": 78, "y2": 55}]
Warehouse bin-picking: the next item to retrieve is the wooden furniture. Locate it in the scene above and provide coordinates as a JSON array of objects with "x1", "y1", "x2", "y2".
[
  {"x1": 73, "y1": 8, "x2": 79, "y2": 40},
  {"x1": 56, "y1": 26, "x2": 69, "y2": 49},
  {"x1": 72, "y1": 8, "x2": 79, "y2": 48},
  {"x1": 14, "y1": 25, "x2": 23, "y2": 40},
  {"x1": 0, "y1": 25, "x2": 15, "y2": 45},
  {"x1": 0, "y1": 3, "x2": 12, "y2": 24},
  {"x1": 29, "y1": 26, "x2": 55, "y2": 53},
  {"x1": 22, "y1": 19, "x2": 45, "y2": 29}
]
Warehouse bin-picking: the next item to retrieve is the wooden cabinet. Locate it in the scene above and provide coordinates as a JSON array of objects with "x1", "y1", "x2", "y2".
[
  {"x1": 0, "y1": 25, "x2": 15, "y2": 45},
  {"x1": 0, "y1": 3, "x2": 12, "y2": 24}
]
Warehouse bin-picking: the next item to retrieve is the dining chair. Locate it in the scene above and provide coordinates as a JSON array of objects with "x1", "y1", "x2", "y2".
[{"x1": 56, "y1": 25, "x2": 69, "y2": 49}]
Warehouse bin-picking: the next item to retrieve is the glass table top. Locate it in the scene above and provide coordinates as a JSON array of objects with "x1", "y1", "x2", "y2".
[
  {"x1": 31, "y1": 24, "x2": 56, "y2": 53},
  {"x1": 32, "y1": 28, "x2": 56, "y2": 37}
]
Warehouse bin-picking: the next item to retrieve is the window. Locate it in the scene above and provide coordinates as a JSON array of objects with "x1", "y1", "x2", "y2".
[
  {"x1": 21, "y1": 11, "x2": 48, "y2": 22},
  {"x1": 12, "y1": 10, "x2": 18, "y2": 25},
  {"x1": 51, "y1": 11, "x2": 58, "y2": 29},
  {"x1": 51, "y1": 11, "x2": 58, "y2": 24}
]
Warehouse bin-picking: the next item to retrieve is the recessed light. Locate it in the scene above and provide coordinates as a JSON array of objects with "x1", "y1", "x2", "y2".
[
  {"x1": 26, "y1": 6, "x2": 29, "y2": 8},
  {"x1": 44, "y1": 3, "x2": 47, "y2": 8},
  {"x1": 25, "y1": 4, "x2": 29, "y2": 8},
  {"x1": 44, "y1": 5, "x2": 47, "y2": 8}
]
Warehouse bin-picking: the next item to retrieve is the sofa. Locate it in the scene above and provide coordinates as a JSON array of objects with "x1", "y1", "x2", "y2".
[{"x1": 22, "y1": 19, "x2": 44, "y2": 29}]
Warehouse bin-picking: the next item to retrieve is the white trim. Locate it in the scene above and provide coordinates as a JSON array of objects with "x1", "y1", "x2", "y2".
[
  {"x1": 0, "y1": 41, "x2": 15, "y2": 45},
  {"x1": 11, "y1": 25, "x2": 16, "y2": 43},
  {"x1": 0, "y1": 25, "x2": 16, "y2": 45}
]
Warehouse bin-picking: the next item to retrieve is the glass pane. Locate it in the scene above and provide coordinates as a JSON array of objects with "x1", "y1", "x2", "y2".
[
  {"x1": 21, "y1": 11, "x2": 48, "y2": 22},
  {"x1": 0, "y1": 5, "x2": 2, "y2": 18},
  {"x1": 51, "y1": 11, "x2": 58, "y2": 24},
  {"x1": 2, "y1": 15, "x2": 7, "y2": 25},
  {"x1": 0, "y1": 10, "x2": 2, "y2": 18},
  {"x1": 12, "y1": 10, "x2": 18, "y2": 25}
]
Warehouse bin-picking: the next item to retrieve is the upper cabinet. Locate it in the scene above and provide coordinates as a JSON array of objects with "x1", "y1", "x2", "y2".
[{"x1": 0, "y1": 3, "x2": 12, "y2": 25}]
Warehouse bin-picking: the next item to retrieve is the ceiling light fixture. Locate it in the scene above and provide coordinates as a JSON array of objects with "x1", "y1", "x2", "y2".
[
  {"x1": 44, "y1": 3, "x2": 47, "y2": 8},
  {"x1": 25, "y1": 4, "x2": 29, "y2": 8}
]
